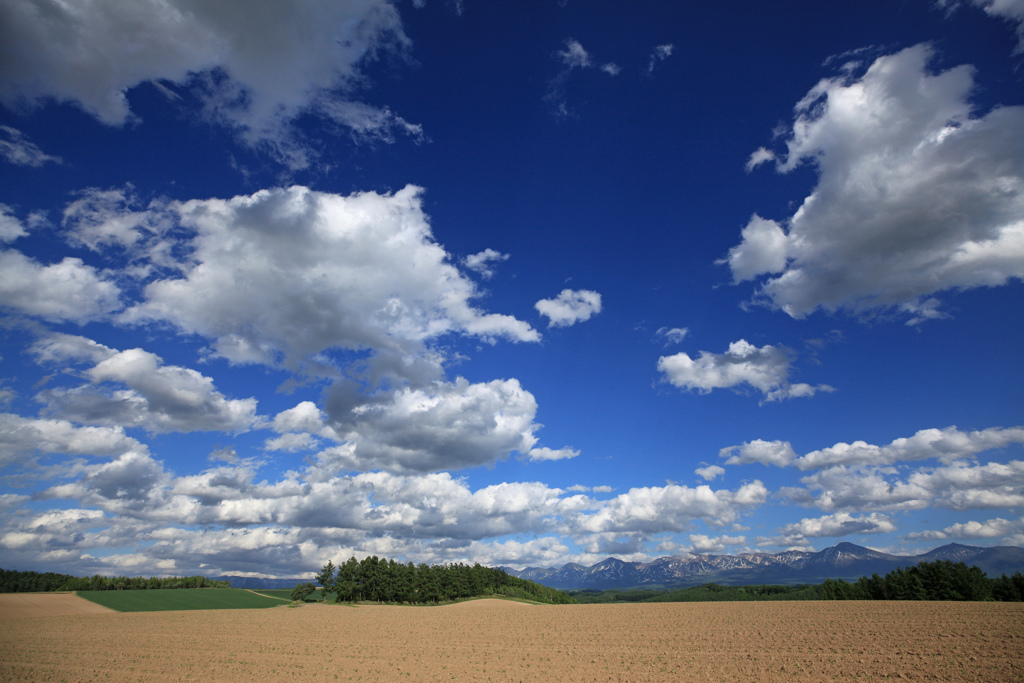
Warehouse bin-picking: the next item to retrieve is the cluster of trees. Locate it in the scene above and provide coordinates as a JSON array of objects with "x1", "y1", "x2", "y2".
[
  {"x1": 1, "y1": 569, "x2": 77, "y2": 593},
  {"x1": 295, "y1": 556, "x2": 576, "y2": 605},
  {"x1": 0, "y1": 568, "x2": 229, "y2": 592},
  {"x1": 573, "y1": 583, "x2": 821, "y2": 604},
  {"x1": 572, "y1": 561, "x2": 1024, "y2": 603},
  {"x1": 820, "y1": 560, "x2": 1024, "y2": 601}
]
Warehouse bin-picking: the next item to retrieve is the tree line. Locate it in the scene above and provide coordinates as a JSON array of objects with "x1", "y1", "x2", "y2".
[
  {"x1": 819, "y1": 560, "x2": 1024, "y2": 601},
  {"x1": 573, "y1": 561, "x2": 1024, "y2": 603},
  {"x1": 293, "y1": 556, "x2": 577, "y2": 605},
  {"x1": 0, "y1": 568, "x2": 230, "y2": 592}
]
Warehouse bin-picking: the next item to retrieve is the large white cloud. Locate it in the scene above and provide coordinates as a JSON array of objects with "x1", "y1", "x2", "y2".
[
  {"x1": 0, "y1": 249, "x2": 121, "y2": 323},
  {"x1": 0, "y1": 0, "x2": 418, "y2": 167},
  {"x1": 108, "y1": 185, "x2": 539, "y2": 376},
  {"x1": 271, "y1": 383, "x2": 573, "y2": 475},
  {"x1": 0, "y1": 413, "x2": 148, "y2": 468},
  {"x1": 1, "y1": 448, "x2": 770, "y2": 575},
  {"x1": 33, "y1": 335, "x2": 259, "y2": 434},
  {"x1": 784, "y1": 459, "x2": 1024, "y2": 512},
  {"x1": 794, "y1": 426, "x2": 1024, "y2": 471},
  {"x1": 778, "y1": 512, "x2": 896, "y2": 539},
  {"x1": 728, "y1": 45, "x2": 1024, "y2": 322},
  {"x1": 908, "y1": 516, "x2": 1024, "y2": 543},
  {"x1": 311, "y1": 377, "x2": 545, "y2": 474},
  {"x1": 657, "y1": 339, "x2": 832, "y2": 402},
  {"x1": 574, "y1": 480, "x2": 767, "y2": 534}
]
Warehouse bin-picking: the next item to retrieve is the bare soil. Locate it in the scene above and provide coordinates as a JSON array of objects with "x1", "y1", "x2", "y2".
[
  {"x1": 0, "y1": 592, "x2": 115, "y2": 619},
  {"x1": 1, "y1": 598, "x2": 1022, "y2": 681}
]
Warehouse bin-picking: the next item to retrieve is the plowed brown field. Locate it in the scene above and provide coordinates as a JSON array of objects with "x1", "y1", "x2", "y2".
[{"x1": 1, "y1": 598, "x2": 1022, "y2": 681}]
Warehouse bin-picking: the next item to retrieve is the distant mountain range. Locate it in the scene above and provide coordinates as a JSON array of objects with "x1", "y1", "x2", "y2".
[
  {"x1": 499, "y1": 543, "x2": 1024, "y2": 591},
  {"x1": 213, "y1": 543, "x2": 1024, "y2": 591}
]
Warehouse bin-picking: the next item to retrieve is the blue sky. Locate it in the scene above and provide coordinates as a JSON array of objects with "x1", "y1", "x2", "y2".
[{"x1": 1, "y1": 0, "x2": 1022, "y2": 579}]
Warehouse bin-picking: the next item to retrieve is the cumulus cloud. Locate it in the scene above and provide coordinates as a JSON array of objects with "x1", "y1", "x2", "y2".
[
  {"x1": 727, "y1": 45, "x2": 1024, "y2": 322},
  {"x1": 688, "y1": 533, "x2": 747, "y2": 553},
  {"x1": 107, "y1": 185, "x2": 538, "y2": 375},
  {"x1": 61, "y1": 186, "x2": 171, "y2": 254},
  {"x1": 720, "y1": 439, "x2": 797, "y2": 467},
  {"x1": 0, "y1": 0, "x2": 417, "y2": 168},
  {"x1": 0, "y1": 126, "x2": 61, "y2": 166},
  {"x1": 794, "y1": 426, "x2": 1024, "y2": 470},
  {"x1": 0, "y1": 204, "x2": 27, "y2": 243},
  {"x1": 695, "y1": 464, "x2": 725, "y2": 481},
  {"x1": 312, "y1": 377, "x2": 545, "y2": 474},
  {"x1": 784, "y1": 459, "x2": 1024, "y2": 512},
  {"x1": 34, "y1": 336, "x2": 259, "y2": 434},
  {"x1": 0, "y1": 413, "x2": 148, "y2": 468},
  {"x1": 462, "y1": 248, "x2": 510, "y2": 279},
  {"x1": 778, "y1": 512, "x2": 897, "y2": 539},
  {"x1": 535, "y1": 289, "x2": 602, "y2": 327},
  {"x1": 1, "y1": 448, "x2": 770, "y2": 575},
  {"x1": 0, "y1": 249, "x2": 121, "y2": 323},
  {"x1": 574, "y1": 480, "x2": 767, "y2": 534},
  {"x1": 908, "y1": 516, "x2": 1024, "y2": 541},
  {"x1": 657, "y1": 339, "x2": 833, "y2": 402}
]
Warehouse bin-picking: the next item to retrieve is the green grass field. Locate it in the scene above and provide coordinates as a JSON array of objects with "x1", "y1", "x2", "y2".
[{"x1": 76, "y1": 588, "x2": 287, "y2": 612}]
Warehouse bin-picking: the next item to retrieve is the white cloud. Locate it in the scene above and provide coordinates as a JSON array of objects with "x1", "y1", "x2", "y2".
[
  {"x1": 744, "y1": 147, "x2": 775, "y2": 172},
  {"x1": 657, "y1": 339, "x2": 833, "y2": 402},
  {"x1": 535, "y1": 289, "x2": 602, "y2": 327},
  {"x1": 546, "y1": 38, "x2": 595, "y2": 117},
  {"x1": 0, "y1": 0, "x2": 416, "y2": 168},
  {"x1": 778, "y1": 511, "x2": 896, "y2": 539},
  {"x1": 794, "y1": 426, "x2": 1024, "y2": 470},
  {"x1": 4, "y1": 450, "x2": 771, "y2": 574},
  {"x1": 730, "y1": 45, "x2": 1024, "y2": 322},
  {"x1": 525, "y1": 446, "x2": 580, "y2": 462},
  {"x1": 0, "y1": 249, "x2": 121, "y2": 323},
  {"x1": 558, "y1": 39, "x2": 592, "y2": 68},
  {"x1": 462, "y1": 248, "x2": 510, "y2": 279},
  {"x1": 0, "y1": 126, "x2": 61, "y2": 166},
  {"x1": 719, "y1": 215, "x2": 788, "y2": 283},
  {"x1": 647, "y1": 44, "x2": 674, "y2": 74},
  {"x1": 113, "y1": 185, "x2": 538, "y2": 375},
  {"x1": 315, "y1": 377, "x2": 545, "y2": 474},
  {"x1": 908, "y1": 516, "x2": 1024, "y2": 541},
  {"x1": 694, "y1": 464, "x2": 725, "y2": 481},
  {"x1": 720, "y1": 439, "x2": 797, "y2": 467},
  {"x1": 785, "y1": 459, "x2": 1024, "y2": 512},
  {"x1": 601, "y1": 63, "x2": 621, "y2": 76},
  {"x1": 0, "y1": 204, "x2": 27, "y2": 242},
  {"x1": 575, "y1": 480, "x2": 767, "y2": 534},
  {"x1": 0, "y1": 413, "x2": 148, "y2": 468},
  {"x1": 61, "y1": 186, "x2": 170, "y2": 253},
  {"x1": 688, "y1": 533, "x2": 746, "y2": 553},
  {"x1": 35, "y1": 339, "x2": 259, "y2": 435}
]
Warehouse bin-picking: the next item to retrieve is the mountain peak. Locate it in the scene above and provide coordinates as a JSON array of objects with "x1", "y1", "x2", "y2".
[{"x1": 499, "y1": 543, "x2": 1024, "y2": 591}]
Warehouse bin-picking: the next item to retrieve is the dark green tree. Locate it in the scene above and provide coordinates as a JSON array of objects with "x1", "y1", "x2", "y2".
[
  {"x1": 315, "y1": 560, "x2": 336, "y2": 602},
  {"x1": 291, "y1": 582, "x2": 316, "y2": 601}
]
